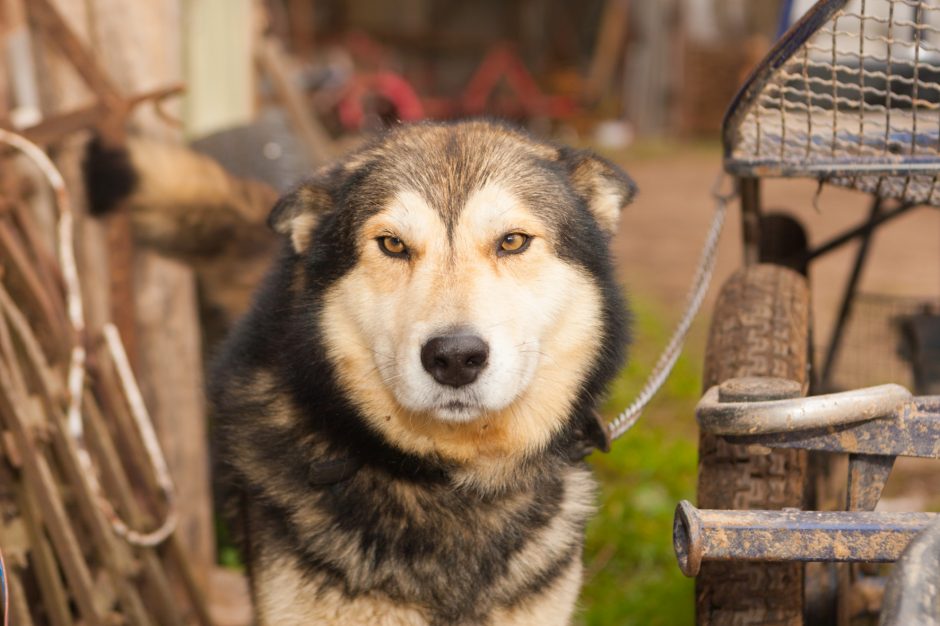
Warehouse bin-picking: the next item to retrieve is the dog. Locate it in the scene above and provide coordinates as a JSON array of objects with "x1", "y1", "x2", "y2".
[
  {"x1": 91, "y1": 120, "x2": 635, "y2": 624},
  {"x1": 83, "y1": 135, "x2": 281, "y2": 351}
]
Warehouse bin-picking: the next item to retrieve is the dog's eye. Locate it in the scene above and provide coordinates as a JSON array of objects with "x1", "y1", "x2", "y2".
[
  {"x1": 378, "y1": 236, "x2": 408, "y2": 258},
  {"x1": 498, "y1": 233, "x2": 531, "y2": 256}
]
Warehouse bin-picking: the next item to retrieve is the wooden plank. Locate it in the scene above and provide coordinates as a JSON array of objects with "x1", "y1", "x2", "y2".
[{"x1": 131, "y1": 251, "x2": 213, "y2": 590}]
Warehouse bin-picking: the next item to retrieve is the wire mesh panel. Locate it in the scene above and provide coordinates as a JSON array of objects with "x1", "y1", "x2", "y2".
[
  {"x1": 820, "y1": 293, "x2": 936, "y2": 391},
  {"x1": 725, "y1": 0, "x2": 940, "y2": 205}
]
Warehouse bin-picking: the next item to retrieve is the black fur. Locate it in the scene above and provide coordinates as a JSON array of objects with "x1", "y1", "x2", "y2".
[{"x1": 82, "y1": 137, "x2": 138, "y2": 216}]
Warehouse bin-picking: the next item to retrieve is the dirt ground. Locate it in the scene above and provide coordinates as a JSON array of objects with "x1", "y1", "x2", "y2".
[{"x1": 609, "y1": 143, "x2": 940, "y2": 509}]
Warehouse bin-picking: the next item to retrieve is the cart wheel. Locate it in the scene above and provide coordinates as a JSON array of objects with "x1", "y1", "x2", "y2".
[{"x1": 696, "y1": 264, "x2": 811, "y2": 626}]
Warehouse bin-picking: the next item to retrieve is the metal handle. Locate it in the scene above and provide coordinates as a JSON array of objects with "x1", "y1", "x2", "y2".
[{"x1": 696, "y1": 378, "x2": 913, "y2": 436}]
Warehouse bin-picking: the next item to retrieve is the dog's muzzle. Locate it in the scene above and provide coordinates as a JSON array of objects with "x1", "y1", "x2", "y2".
[{"x1": 420, "y1": 333, "x2": 489, "y2": 388}]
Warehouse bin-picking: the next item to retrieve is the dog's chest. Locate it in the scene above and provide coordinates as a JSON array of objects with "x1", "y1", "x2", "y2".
[{"x1": 256, "y1": 463, "x2": 595, "y2": 625}]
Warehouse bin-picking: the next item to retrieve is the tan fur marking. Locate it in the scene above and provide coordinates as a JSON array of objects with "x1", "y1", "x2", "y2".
[
  {"x1": 231, "y1": 369, "x2": 295, "y2": 428},
  {"x1": 487, "y1": 554, "x2": 583, "y2": 626},
  {"x1": 568, "y1": 155, "x2": 633, "y2": 235},
  {"x1": 496, "y1": 467, "x2": 594, "y2": 593},
  {"x1": 289, "y1": 211, "x2": 320, "y2": 253},
  {"x1": 256, "y1": 555, "x2": 429, "y2": 626},
  {"x1": 588, "y1": 177, "x2": 627, "y2": 234}
]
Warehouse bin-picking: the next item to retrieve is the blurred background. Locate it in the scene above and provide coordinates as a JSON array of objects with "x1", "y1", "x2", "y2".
[{"x1": 1, "y1": 0, "x2": 939, "y2": 625}]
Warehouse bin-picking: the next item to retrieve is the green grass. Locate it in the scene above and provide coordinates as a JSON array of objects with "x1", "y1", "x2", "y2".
[{"x1": 577, "y1": 295, "x2": 705, "y2": 626}]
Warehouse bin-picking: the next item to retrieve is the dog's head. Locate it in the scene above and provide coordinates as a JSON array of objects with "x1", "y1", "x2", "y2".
[{"x1": 270, "y1": 121, "x2": 633, "y2": 480}]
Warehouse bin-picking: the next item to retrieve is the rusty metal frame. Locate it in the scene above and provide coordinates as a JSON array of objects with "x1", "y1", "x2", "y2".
[
  {"x1": 689, "y1": 376, "x2": 940, "y2": 615},
  {"x1": 674, "y1": 501, "x2": 936, "y2": 578},
  {"x1": 724, "y1": 396, "x2": 940, "y2": 458},
  {"x1": 701, "y1": 389, "x2": 940, "y2": 460},
  {"x1": 697, "y1": 0, "x2": 940, "y2": 621},
  {"x1": 699, "y1": 378, "x2": 940, "y2": 457},
  {"x1": 697, "y1": 379, "x2": 914, "y2": 436}
]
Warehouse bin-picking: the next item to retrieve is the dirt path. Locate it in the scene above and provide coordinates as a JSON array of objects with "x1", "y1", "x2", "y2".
[{"x1": 611, "y1": 146, "x2": 940, "y2": 354}]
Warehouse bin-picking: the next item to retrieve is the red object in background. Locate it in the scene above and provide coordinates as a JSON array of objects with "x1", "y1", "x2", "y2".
[
  {"x1": 458, "y1": 43, "x2": 577, "y2": 120},
  {"x1": 334, "y1": 34, "x2": 577, "y2": 128},
  {"x1": 336, "y1": 71, "x2": 425, "y2": 130}
]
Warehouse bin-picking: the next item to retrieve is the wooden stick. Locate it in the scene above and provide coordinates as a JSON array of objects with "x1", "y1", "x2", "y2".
[
  {"x1": 0, "y1": 360, "x2": 102, "y2": 624},
  {"x1": 0, "y1": 221, "x2": 66, "y2": 355},
  {"x1": 585, "y1": 0, "x2": 631, "y2": 103},
  {"x1": 9, "y1": 199, "x2": 68, "y2": 317},
  {"x1": 256, "y1": 36, "x2": 335, "y2": 166},
  {"x1": 13, "y1": 480, "x2": 72, "y2": 626},
  {"x1": 6, "y1": 569, "x2": 35, "y2": 626},
  {"x1": 27, "y1": 0, "x2": 125, "y2": 116},
  {"x1": 83, "y1": 394, "x2": 185, "y2": 626}
]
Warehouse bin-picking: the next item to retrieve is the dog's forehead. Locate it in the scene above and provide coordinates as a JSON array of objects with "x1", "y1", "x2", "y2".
[{"x1": 354, "y1": 124, "x2": 571, "y2": 230}]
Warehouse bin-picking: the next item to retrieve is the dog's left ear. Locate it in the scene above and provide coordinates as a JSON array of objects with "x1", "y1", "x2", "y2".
[
  {"x1": 560, "y1": 149, "x2": 637, "y2": 235},
  {"x1": 268, "y1": 167, "x2": 338, "y2": 254}
]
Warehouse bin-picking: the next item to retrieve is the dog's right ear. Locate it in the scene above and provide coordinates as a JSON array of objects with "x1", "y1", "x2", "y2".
[
  {"x1": 558, "y1": 148, "x2": 637, "y2": 236},
  {"x1": 267, "y1": 174, "x2": 335, "y2": 254}
]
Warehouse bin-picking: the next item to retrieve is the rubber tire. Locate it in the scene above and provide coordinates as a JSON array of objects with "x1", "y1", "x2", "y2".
[{"x1": 696, "y1": 264, "x2": 811, "y2": 626}]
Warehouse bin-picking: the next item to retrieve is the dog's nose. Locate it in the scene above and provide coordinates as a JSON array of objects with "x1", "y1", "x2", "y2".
[{"x1": 420, "y1": 334, "x2": 489, "y2": 388}]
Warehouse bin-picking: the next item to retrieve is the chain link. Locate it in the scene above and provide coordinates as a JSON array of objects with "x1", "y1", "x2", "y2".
[{"x1": 606, "y1": 173, "x2": 733, "y2": 442}]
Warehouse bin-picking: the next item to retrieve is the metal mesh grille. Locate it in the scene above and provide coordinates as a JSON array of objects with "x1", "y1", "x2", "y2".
[
  {"x1": 729, "y1": 0, "x2": 940, "y2": 205},
  {"x1": 821, "y1": 293, "x2": 939, "y2": 391}
]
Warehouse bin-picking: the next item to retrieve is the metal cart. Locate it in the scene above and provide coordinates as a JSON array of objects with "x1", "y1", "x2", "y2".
[{"x1": 673, "y1": 1, "x2": 940, "y2": 624}]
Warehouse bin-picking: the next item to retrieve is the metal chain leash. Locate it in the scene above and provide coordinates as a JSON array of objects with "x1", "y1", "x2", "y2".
[{"x1": 606, "y1": 173, "x2": 735, "y2": 442}]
